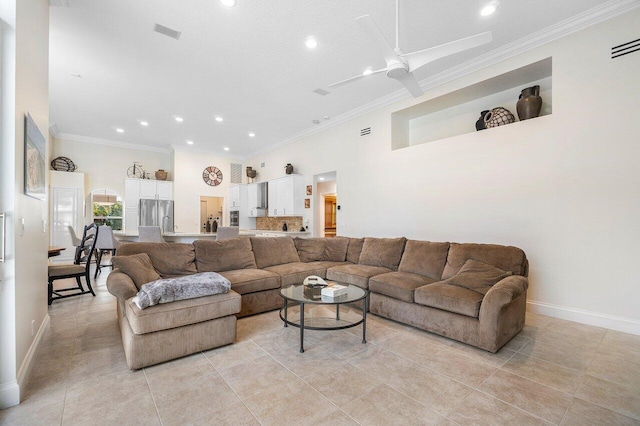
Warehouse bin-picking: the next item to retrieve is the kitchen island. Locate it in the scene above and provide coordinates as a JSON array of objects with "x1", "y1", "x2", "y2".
[{"x1": 115, "y1": 229, "x2": 310, "y2": 243}]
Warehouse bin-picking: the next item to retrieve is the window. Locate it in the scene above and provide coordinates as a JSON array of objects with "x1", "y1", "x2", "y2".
[{"x1": 92, "y1": 192, "x2": 123, "y2": 230}]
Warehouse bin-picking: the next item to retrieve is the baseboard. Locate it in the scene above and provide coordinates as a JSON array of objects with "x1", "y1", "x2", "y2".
[
  {"x1": 527, "y1": 300, "x2": 640, "y2": 335},
  {"x1": 0, "y1": 381, "x2": 20, "y2": 409},
  {"x1": 15, "y1": 315, "x2": 50, "y2": 399}
]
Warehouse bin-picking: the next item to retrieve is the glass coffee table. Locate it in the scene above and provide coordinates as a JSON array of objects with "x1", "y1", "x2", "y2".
[{"x1": 279, "y1": 283, "x2": 367, "y2": 353}]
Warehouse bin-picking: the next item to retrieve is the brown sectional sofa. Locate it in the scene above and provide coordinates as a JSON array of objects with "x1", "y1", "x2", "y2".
[{"x1": 107, "y1": 235, "x2": 528, "y2": 369}]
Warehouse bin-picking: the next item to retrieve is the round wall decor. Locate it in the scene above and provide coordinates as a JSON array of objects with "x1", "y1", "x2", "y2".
[
  {"x1": 203, "y1": 166, "x2": 223, "y2": 186},
  {"x1": 50, "y1": 156, "x2": 77, "y2": 172}
]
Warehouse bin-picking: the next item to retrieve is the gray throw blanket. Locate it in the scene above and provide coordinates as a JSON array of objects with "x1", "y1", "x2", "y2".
[{"x1": 133, "y1": 272, "x2": 231, "y2": 310}]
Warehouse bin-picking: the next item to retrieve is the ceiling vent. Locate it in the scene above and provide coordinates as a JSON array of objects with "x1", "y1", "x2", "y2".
[
  {"x1": 153, "y1": 23, "x2": 182, "y2": 40},
  {"x1": 611, "y1": 37, "x2": 640, "y2": 59},
  {"x1": 230, "y1": 163, "x2": 242, "y2": 184},
  {"x1": 312, "y1": 88, "x2": 330, "y2": 96},
  {"x1": 360, "y1": 127, "x2": 372, "y2": 137}
]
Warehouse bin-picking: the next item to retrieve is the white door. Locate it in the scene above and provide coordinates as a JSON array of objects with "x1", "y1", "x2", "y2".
[{"x1": 50, "y1": 187, "x2": 80, "y2": 262}]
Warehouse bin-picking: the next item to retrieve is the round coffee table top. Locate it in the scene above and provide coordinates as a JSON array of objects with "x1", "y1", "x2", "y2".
[{"x1": 280, "y1": 283, "x2": 366, "y2": 305}]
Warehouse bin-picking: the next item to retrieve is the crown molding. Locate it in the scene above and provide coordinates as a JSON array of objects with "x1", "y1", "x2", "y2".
[
  {"x1": 247, "y1": 0, "x2": 639, "y2": 159},
  {"x1": 54, "y1": 133, "x2": 170, "y2": 154}
]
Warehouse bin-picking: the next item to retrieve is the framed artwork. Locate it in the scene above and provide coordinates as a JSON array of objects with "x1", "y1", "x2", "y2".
[
  {"x1": 304, "y1": 198, "x2": 310, "y2": 208},
  {"x1": 24, "y1": 114, "x2": 46, "y2": 200},
  {"x1": 306, "y1": 185, "x2": 312, "y2": 195}
]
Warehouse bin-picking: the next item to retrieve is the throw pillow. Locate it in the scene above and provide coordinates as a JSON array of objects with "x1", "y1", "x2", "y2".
[
  {"x1": 294, "y1": 238, "x2": 326, "y2": 262},
  {"x1": 358, "y1": 237, "x2": 407, "y2": 270},
  {"x1": 322, "y1": 237, "x2": 349, "y2": 262},
  {"x1": 444, "y1": 259, "x2": 512, "y2": 295},
  {"x1": 112, "y1": 253, "x2": 161, "y2": 290}
]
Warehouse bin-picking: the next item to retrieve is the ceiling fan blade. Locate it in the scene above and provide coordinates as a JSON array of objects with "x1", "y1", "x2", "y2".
[
  {"x1": 395, "y1": 72, "x2": 423, "y2": 98},
  {"x1": 356, "y1": 15, "x2": 401, "y2": 66},
  {"x1": 401, "y1": 31, "x2": 492, "y2": 72},
  {"x1": 328, "y1": 67, "x2": 388, "y2": 88}
]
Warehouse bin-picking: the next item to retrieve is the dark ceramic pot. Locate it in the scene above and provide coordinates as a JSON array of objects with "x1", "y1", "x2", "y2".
[
  {"x1": 516, "y1": 85, "x2": 542, "y2": 120},
  {"x1": 285, "y1": 164, "x2": 294, "y2": 174},
  {"x1": 476, "y1": 110, "x2": 490, "y2": 131}
]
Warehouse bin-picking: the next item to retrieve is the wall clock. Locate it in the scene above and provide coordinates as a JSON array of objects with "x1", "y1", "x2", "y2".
[{"x1": 203, "y1": 166, "x2": 223, "y2": 186}]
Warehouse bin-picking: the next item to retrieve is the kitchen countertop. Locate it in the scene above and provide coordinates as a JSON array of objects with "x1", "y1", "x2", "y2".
[{"x1": 114, "y1": 229, "x2": 310, "y2": 239}]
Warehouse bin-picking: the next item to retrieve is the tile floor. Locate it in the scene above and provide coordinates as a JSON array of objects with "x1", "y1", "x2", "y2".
[{"x1": 1, "y1": 271, "x2": 639, "y2": 425}]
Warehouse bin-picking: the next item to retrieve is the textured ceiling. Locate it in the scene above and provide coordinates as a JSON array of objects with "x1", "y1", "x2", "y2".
[{"x1": 50, "y1": 0, "x2": 613, "y2": 157}]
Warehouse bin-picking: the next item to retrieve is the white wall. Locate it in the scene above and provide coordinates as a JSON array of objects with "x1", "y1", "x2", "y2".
[
  {"x1": 51, "y1": 137, "x2": 171, "y2": 218},
  {"x1": 246, "y1": 10, "x2": 640, "y2": 332},
  {"x1": 0, "y1": 0, "x2": 49, "y2": 408},
  {"x1": 172, "y1": 148, "x2": 240, "y2": 233}
]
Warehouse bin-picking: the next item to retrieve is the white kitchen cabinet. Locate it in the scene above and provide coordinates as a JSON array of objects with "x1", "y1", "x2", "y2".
[
  {"x1": 137, "y1": 179, "x2": 173, "y2": 200},
  {"x1": 125, "y1": 179, "x2": 173, "y2": 233},
  {"x1": 229, "y1": 185, "x2": 241, "y2": 210},
  {"x1": 124, "y1": 178, "x2": 140, "y2": 208},
  {"x1": 156, "y1": 181, "x2": 173, "y2": 200},
  {"x1": 247, "y1": 182, "x2": 266, "y2": 217},
  {"x1": 124, "y1": 208, "x2": 138, "y2": 234},
  {"x1": 267, "y1": 175, "x2": 304, "y2": 216}
]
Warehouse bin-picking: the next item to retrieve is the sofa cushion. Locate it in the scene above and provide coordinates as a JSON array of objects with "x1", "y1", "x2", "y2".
[
  {"x1": 116, "y1": 242, "x2": 197, "y2": 277},
  {"x1": 346, "y1": 238, "x2": 364, "y2": 264},
  {"x1": 398, "y1": 240, "x2": 450, "y2": 280},
  {"x1": 442, "y1": 243, "x2": 527, "y2": 279},
  {"x1": 414, "y1": 282, "x2": 484, "y2": 318},
  {"x1": 359, "y1": 237, "x2": 407, "y2": 271},
  {"x1": 194, "y1": 238, "x2": 257, "y2": 272},
  {"x1": 264, "y1": 262, "x2": 328, "y2": 287},
  {"x1": 125, "y1": 290, "x2": 241, "y2": 335},
  {"x1": 218, "y1": 269, "x2": 280, "y2": 295},
  {"x1": 326, "y1": 264, "x2": 392, "y2": 289},
  {"x1": 443, "y1": 259, "x2": 512, "y2": 295},
  {"x1": 250, "y1": 237, "x2": 300, "y2": 269},
  {"x1": 369, "y1": 271, "x2": 436, "y2": 303},
  {"x1": 306, "y1": 261, "x2": 351, "y2": 272},
  {"x1": 111, "y1": 253, "x2": 161, "y2": 290},
  {"x1": 294, "y1": 238, "x2": 325, "y2": 262},
  {"x1": 323, "y1": 237, "x2": 349, "y2": 262}
]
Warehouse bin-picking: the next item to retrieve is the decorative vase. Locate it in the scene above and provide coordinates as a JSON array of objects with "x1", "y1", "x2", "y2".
[
  {"x1": 475, "y1": 110, "x2": 490, "y2": 131},
  {"x1": 516, "y1": 85, "x2": 542, "y2": 120},
  {"x1": 246, "y1": 166, "x2": 257, "y2": 179},
  {"x1": 282, "y1": 222, "x2": 288, "y2": 231},
  {"x1": 285, "y1": 163, "x2": 294, "y2": 174},
  {"x1": 155, "y1": 169, "x2": 168, "y2": 180},
  {"x1": 484, "y1": 107, "x2": 515, "y2": 128}
]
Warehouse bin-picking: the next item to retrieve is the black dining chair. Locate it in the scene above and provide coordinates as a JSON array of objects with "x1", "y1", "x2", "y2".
[{"x1": 48, "y1": 223, "x2": 99, "y2": 305}]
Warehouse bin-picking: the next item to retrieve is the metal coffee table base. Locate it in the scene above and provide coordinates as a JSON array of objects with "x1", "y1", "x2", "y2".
[{"x1": 279, "y1": 298, "x2": 366, "y2": 353}]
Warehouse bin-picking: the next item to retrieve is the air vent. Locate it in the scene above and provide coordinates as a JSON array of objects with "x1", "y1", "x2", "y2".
[
  {"x1": 360, "y1": 127, "x2": 372, "y2": 137},
  {"x1": 312, "y1": 88, "x2": 330, "y2": 96},
  {"x1": 153, "y1": 23, "x2": 182, "y2": 40},
  {"x1": 261, "y1": 162, "x2": 265, "y2": 168},
  {"x1": 611, "y1": 38, "x2": 640, "y2": 59},
  {"x1": 230, "y1": 163, "x2": 242, "y2": 184}
]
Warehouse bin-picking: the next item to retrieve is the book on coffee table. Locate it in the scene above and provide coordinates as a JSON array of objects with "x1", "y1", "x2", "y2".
[{"x1": 321, "y1": 282, "x2": 348, "y2": 298}]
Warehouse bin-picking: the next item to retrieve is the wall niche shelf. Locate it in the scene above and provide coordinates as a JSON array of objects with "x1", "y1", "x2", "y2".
[{"x1": 392, "y1": 57, "x2": 552, "y2": 150}]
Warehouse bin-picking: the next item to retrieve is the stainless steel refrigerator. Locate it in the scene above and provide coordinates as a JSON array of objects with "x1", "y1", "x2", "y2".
[{"x1": 139, "y1": 199, "x2": 174, "y2": 233}]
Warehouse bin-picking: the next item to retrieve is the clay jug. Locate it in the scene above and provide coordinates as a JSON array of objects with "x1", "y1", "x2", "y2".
[
  {"x1": 516, "y1": 85, "x2": 542, "y2": 121},
  {"x1": 155, "y1": 169, "x2": 168, "y2": 180},
  {"x1": 285, "y1": 163, "x2": 294, "y2": 174}
]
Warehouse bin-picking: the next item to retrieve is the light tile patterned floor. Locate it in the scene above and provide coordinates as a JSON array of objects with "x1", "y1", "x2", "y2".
[{"x1": 1, "y1": 271, "x2": 639, "y2": 425}]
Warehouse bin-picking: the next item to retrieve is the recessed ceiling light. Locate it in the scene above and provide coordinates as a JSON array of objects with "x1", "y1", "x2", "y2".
[
  {"x1": 175, "y1": 116, "x2": 184, "y2": 122},
  {"x1": 140, "y1": 121, "x2": 149, "y2": 126},
  {"x1": 215, "y1": 116, "x2": 224, "y2": 122},
  {"x1": 362, "y1": 68, "x2": 373, "y2": 76},
  {"x1": 248, "y1": 132, "x2": 255, "y2": 137},
  {"x1": 116, "y1": 128, "x2": 124, "y2": 133},
  {"x1": 223, "y1": 147, "x2": 230, "y2": 151},
  {"x1": 319, "y1": 177, "x2": 325, "y2": 181},
  {"x1": 220, "y1": 0, "x2": 236, "y2": 7},
  {"x1": 480, "y1": 1, "x2": 498, "y2": 16},
  {"x1": 186, "y1": 140, "x2": 194, "y2": 145},
  {"x1": 305, "y1": 36, "x2": 318, "y2": 49}
]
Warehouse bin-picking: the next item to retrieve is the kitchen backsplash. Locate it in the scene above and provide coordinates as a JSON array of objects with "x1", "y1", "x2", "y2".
[{"x1": 256, "y1": 216, "x2": 303, "y2": 231}]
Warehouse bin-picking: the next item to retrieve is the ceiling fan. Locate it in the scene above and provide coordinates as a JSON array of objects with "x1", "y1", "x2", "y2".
[{"x1": 329, "y1": 0, "x2": 493, "y2": 98}]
